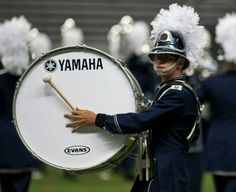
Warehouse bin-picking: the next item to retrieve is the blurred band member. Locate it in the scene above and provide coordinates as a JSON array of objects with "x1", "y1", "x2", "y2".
[
  {"x1": 61, "y1": 18, "x2": 84, "y2": 46},
  {"x1": 126, "y1": 21, "x2": 160, "y2": 99},
  {"x1": 197, "y1": 13, "x2": 236, "y2": 192},
  {"x1": 29, "y1": 28, "x2": 52, "y2": 60},
  {"x1": 0, "y1": 16, "x2": 37, "y2": 192},
  {"x1": 186, "y1": 28, "x2": 216, "y2": 192}
]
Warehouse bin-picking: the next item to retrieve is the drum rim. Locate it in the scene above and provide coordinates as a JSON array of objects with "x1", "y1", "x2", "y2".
[{"x1": 12, "y1": 44, "x2": 142, "y2": 172}]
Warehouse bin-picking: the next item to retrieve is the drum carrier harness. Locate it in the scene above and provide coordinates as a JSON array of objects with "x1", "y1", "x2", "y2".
[{"x1": 138, "y1": 78, "x2": 202, "y2": 181}]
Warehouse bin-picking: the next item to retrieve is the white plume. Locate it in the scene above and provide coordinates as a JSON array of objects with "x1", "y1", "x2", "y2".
[
  {"x1": 0, "y1": 16, "x2": 31, "y2": 75},
  {"x1": 201, "y1": 28, "x2": 211, "y2": 50},
  {"x1": 215, "y1": 13, "x2": 236, "y2": 63},
  {"x1": 107, "y1": 24, "x2": 121, "y2": 58},
  {"x1": 189, "y1": 27, "x2": 213, "y2": 72},
  {"x1": 61, "y1": 27, "x2": 84, "y2": 46},
  {"x1": 128, "y1": 21, "x2": 150, "y2": 56},
  {"x1": 29, "y1": 30, "x2": 52, "y2": 59},
  {"x1": 150, "y1": 3, "x2": 206, "y2": 68}
]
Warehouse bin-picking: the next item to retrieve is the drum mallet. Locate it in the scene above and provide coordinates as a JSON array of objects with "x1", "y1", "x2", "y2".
[{"x1": 43, "y1": 75, "x2": 75, "y2": 111}]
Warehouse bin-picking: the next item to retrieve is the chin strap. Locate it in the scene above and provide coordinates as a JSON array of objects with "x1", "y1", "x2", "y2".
[{"x1": 157, "y1": 57, "x2": 181, "y2": 73}]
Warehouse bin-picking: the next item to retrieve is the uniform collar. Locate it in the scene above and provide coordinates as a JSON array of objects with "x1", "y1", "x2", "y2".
[{"x1": 160, "y1": 75, "x2": 187, "y2": 86}]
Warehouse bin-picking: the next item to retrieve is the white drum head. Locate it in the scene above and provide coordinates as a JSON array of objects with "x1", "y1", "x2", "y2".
[{"x1": 13, "y1": 46, "x2": 141, "y2": 172}]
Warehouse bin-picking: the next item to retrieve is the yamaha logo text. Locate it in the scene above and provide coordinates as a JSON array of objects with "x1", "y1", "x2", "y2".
[
  {"x1": 44, "y1": 57, "x2": 104, "y2": 72},
  {"x1": 64, "y1": 145, "x2": 90, "y2": 155},
  {"x1": 59, "y1": 58, "x2": 103, "y2": 71}
]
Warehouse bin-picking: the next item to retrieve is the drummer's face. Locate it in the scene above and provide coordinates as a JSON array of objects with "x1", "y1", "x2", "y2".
[
  {"x1": 153, "y1": 54, "x2": 183, "y2": 81},
  {"x1": 154, "y1": 54, "x2": 177, "y2": 65}
]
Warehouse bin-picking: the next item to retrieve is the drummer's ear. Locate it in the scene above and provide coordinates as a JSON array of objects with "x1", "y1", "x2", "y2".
[{"x1": 177, "y1": 57, "x2": 185, "y2": 71}]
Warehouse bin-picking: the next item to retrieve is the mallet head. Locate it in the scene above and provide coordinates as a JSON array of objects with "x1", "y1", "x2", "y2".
[{"x1": 43, "y1": 75, "x2": 52, "y2": 83}]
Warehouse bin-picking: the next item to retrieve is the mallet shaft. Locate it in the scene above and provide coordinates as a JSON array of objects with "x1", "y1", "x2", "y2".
[{"x1": 43, "y1": 76, "x2": 75, "y2": 111}]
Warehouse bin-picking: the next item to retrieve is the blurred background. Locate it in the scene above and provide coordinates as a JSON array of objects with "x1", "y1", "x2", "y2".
[
  {"x1": 0, "y1": 0, "x2": 235, "y2": 54},
  {"x1": 0, "y1": 0, "x2": 236, "y2": 191}
]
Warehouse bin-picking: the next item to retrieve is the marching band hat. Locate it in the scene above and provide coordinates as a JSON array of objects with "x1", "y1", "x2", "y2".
[
  {"x1": 149, "y1": 3, "x2": 207, "y2": 71},
  {"x1": 148, "y1": 30, "x2": 190, "y2": 69}
]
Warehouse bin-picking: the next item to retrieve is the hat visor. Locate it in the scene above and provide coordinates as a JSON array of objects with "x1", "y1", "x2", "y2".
[{"x1": 148, "y1": 49, "x2": 190, "y2": 69}]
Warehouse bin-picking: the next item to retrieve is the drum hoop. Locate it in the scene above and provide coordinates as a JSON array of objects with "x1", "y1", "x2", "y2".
[{"x1": 12, "y1": 44, "x2": 142, "y2": 171}]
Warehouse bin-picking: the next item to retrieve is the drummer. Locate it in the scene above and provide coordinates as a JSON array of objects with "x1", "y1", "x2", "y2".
[{"x1": 65, "y1": 4, "x2": 206, "y2": 192}]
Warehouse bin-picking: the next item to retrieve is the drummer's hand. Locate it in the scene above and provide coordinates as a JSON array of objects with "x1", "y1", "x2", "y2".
[{"x1": 64, "y1": 107, "x2": 97, "y2": 132}]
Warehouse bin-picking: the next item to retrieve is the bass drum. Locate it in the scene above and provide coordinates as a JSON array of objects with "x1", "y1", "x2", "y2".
[{"x1": 13, "y1": 45, "x2": 143, "y2": 173}]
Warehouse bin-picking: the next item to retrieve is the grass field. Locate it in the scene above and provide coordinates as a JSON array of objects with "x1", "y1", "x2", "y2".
[{"x1": 29, "y1": 166, "x2": 215, "y2": 192}]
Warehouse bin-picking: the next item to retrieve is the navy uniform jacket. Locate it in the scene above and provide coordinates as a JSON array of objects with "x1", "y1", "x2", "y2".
[
  {"x1": 0, "y1": 73, "x2": 36, "y2": 173},
  {"x1": 95, "y1": 76, "x2": 198, "y2": 192},
  {"x1": 197, "y1": 71, "x2": 236, "y2": 174}
]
